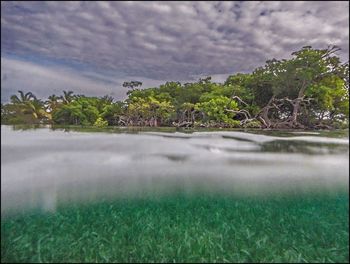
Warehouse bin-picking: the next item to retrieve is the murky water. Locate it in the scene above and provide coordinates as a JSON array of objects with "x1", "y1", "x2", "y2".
[{"x1": 1, "y1": 125, "x2": 349, "y2": 215}]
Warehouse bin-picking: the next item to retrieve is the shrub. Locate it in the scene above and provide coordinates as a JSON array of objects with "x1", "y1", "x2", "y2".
[
  {"x1": 93, "y1": 117, "x2": 108, "y2": 128},
  {"x1": 243, "y1": 120, "x2": 261, "y2": 128}
]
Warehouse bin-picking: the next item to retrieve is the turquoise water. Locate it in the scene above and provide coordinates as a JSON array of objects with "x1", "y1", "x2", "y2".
[{"x1": 1, "y1": 126, "x2": 349, "y2": 262}]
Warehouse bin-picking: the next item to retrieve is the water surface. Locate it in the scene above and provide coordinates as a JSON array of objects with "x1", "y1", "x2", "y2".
[{"x1": 1, "y1": 125, "x2": 349, "y2": 215}]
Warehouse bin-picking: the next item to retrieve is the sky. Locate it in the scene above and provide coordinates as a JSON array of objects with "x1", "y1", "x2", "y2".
[{"x1": 1, "y1": 1, "x2": 349, "y2": 102}]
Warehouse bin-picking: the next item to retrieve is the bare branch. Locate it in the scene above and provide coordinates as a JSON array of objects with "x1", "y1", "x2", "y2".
[
  {"x1": 258, "y1": 116, "x2": 268, "y2": 128},
  {"x1": 321, "y1": 46, "x2": 341, "y2": 59},
  {"x1": 231, "y1": 96, "x2": 249, "y2": 106}
]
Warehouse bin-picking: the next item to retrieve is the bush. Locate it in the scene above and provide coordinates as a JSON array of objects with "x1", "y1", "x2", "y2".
[
  {"x1": 243, "y1": 120, "x2": 261, "y2": 128},
  {"x1": 93, "y1": 117, "x2": 108, "y2": 128},
  {"x1": 227, "y1": 119, "x2": 241, "y2": 128},
  {"x1": 331, "y1": 119, "x2": 349, "y2": 129}
]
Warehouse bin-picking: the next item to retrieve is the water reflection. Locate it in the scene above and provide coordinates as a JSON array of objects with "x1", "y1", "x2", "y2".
[
  {"x1": 1, "y1": 125, "x2": 348, "y2": 215},
  {"x1": 260, "y1": 140, "x2": 350, "y2": 155}
]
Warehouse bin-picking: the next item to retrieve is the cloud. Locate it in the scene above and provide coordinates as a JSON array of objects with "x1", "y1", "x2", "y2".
[
  {"x1": 1, "y1": 1, "x2": 349, "y2": 100},
  {"x1": 0, "y1": 57, "x2": 166, "y2": 102}
]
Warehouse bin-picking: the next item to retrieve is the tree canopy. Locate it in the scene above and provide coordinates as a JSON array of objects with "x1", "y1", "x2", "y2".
[{"x1": 2, "y1": 46, "x2": 348, "y2": 129}]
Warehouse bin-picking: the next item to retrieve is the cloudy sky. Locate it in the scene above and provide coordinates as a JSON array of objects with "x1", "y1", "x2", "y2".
[{"x1": 1, "y1": 1, "x2": 349, "y2": 102}]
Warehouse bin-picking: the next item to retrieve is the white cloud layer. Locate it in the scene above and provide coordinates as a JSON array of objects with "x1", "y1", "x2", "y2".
[{"x1": 1, "y1": 1, "x2": 349, "y2": 100}]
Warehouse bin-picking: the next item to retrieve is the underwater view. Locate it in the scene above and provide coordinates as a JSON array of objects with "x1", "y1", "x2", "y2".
[
  {"x1": 1, "y1": 125, "x2": 349, "y2": 263},
  {"x1": 2, "y1": 1, "x2": 349, "y2": 263}
]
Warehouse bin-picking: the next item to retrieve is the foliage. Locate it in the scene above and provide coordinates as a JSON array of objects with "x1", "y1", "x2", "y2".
[
  {"x1": 243, "y1": 120, "x2": 262, "y2": 128},
  {"x1": 306, "y1": 75, "x2": 349, "y2": 120},
  {"x1": 195, "y1": 96, "x2": 239, "y2": 126},
  {"x1": 101, "y1": 101, "x2": 126, "y2": 126},
  {"x1": 52, "y1": 97, "x2": 99, "y2": 125},
  {"x1": 123, "y1": 81, "x2": 143, "y2": 94},
  {"x1": 93, "y1": 117, "x2": 108, "y2": 128},
  {"x1": 1, "y1": 46, "x2": 348, "y2": 129},
  {"x1": 127, "y1": 96, "x2": 175, "y2": 125},
  {"x1": 2, "y1": 91, "x2": 49, "y2": 124},
  {"x1": 247, "y1": 46, "x2": 349, "y2": 128}
]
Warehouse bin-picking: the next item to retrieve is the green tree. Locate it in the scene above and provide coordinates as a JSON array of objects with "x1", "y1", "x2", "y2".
[
  {"x1": 101, "y1": 101, "x2": 126, "y2": 126},
  {"x1": 126, "y1": 96, "x2": 174, "y2": 126},
  {"x1": 46, "y1": 94, "x2": 62, "y2": 114},
  {"x1": 250, "y1": 46, "x2": 348, "y2": 128},
  {"x1": 123, "y1": 81, "x2": 143, "y2": 95},
  {"x1": 93, "y1": 117, "x2": 108, "y2": 128},
  {"x1": 7, "y1": 91, "x2": 49, "y2": 124},
  {"x1": 52, "y1": 97, "x2": 99, "y2": 125},
  {"x1": 61, "y1": 90, "x2": 75, "y2": 104},
  {"x1": 305, "y1": 75, "x2": 349, "y2": 127},
  {"x1": 195, "y1": 96, "x2": 239, "y2": 126}
]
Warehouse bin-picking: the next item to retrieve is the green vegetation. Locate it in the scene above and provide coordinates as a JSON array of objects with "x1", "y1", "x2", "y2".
[
  {"x1": 2, "y1": 193, "x2": 348, "y2": 263},
  {"x1": 1, "y1": 46, "x2": 349, "y2": 129},
  {"x1": 93, "y1": 117, "x2": 108, "y2": 128}
]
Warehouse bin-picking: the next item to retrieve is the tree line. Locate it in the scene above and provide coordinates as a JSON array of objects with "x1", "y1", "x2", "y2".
[{"x1": 1, "y1": 46, "x2": 349, "y2": 129}]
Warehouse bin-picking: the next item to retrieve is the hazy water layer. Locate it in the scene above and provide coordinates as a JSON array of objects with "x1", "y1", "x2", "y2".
[{"x1": 1, "y1": 126, "x2": 349, "y2": 215}]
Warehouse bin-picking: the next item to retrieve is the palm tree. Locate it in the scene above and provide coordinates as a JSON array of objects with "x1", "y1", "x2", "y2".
[
  {"x1": 10, "y1": 91, "x2": 49, "y2": 123},
  {"x1": 28, "y1": 98, "x2": 49, "y2": 120},
  {"x1": 101, "y1": 95, "x2": 114, "y2": 105},
  {"x1": 61, "y1": 90, "x2": 74, "y2": 104},
  {"x1": 10, "y1": 90, "x2": 35, "y2": 104},
  {"x1": 46, "y1": 94, "x2": 61, "y2": 113}
]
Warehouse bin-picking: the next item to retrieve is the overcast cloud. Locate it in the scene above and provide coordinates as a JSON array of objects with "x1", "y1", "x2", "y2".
[{"x1": 1, "y1": 1, "x2": 349, "y2": 102}]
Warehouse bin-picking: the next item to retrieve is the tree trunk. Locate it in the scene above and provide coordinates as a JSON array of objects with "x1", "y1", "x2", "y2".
[
  {"x1": 257, "y1": 79, "x2": 313, "y2": 129},
  {"x1": 257, "y1": 96, "x2": 275, "y2": 128}
]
